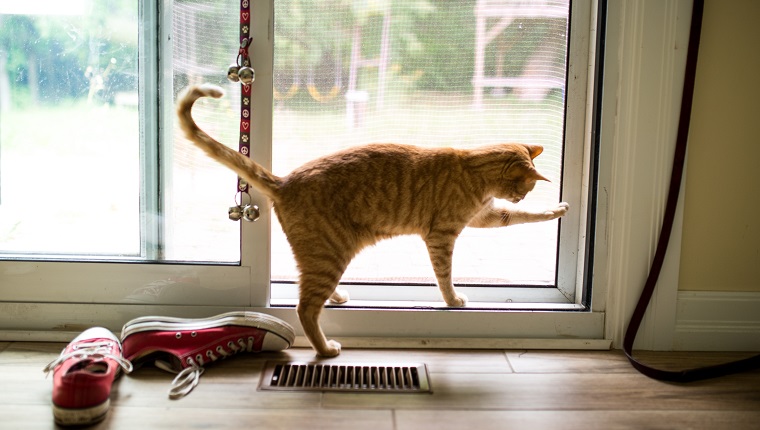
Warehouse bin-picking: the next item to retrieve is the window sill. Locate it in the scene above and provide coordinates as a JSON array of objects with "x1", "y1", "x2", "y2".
[
  {"x1": 0, "y1": 301, "x2": 604, "y2": 344},
  {"x1": 270, "y1": 282, "x2": 576, "y2": 308},
  {"x1": 270, "y1": 300, "x2": 585, "y2": 312}
]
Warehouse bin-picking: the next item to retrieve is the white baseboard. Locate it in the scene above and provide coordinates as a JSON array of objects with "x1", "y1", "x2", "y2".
[{"x1": 674, "y1": 291, "x2": 760, "y2": 351}]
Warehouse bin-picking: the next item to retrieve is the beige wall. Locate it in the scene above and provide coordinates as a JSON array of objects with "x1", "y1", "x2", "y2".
[{"x1": 679, "y1": 0, "x2": 760, "y2": 292}]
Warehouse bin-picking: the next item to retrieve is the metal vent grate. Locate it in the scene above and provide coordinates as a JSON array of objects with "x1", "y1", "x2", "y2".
[{"x1": 259, "y1": 361, "x2": 432, "y2": 393}]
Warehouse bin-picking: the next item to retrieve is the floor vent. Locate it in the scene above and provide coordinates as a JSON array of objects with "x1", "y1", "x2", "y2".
[{"x1": 259, "y1": 361, "x2": 432, "y2": 393}]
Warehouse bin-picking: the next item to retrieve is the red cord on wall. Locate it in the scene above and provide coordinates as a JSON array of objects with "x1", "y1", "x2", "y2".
[{"x1": 622, "y1": 0, "x2": 760, "y2": 382}]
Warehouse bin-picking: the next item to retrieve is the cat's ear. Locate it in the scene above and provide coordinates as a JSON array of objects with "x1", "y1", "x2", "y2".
[
  {"x1": 531, "y1": 168, "x2": 551, "y2": 182},
  {"x1": 507, "y1": 163, "x2": 551, "y2": 182},
  {"x1": 524, "y1": 144, "x2": 544, "y2": 159}
]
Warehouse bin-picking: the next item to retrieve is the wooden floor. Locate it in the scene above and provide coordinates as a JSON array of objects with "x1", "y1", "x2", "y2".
[{"x1": 1, "y1": 341, "x2": 759, "y2": 429}]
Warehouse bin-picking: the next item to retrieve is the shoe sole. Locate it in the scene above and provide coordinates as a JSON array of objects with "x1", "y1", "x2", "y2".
[
  {"x1": 53, "y1": 399, "x2": 109, "y2": 427},
  {"x1": 120, "y1": 311, "x2": 296, "y2": 351}
]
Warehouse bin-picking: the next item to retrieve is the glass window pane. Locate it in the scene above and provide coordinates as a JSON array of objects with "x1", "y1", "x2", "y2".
[
  {"x1": 271, "y1": 0, "x2": 568, "y2": 285},
  {"x1": 0, "y1": 2, "x2": 140, "y2": 256},
  {"x1": 165, "y1": 0, "x2": 243, "y2": 262}
]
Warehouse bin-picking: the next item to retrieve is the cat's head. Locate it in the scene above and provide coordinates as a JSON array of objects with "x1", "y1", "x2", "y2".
[{"x1": 481, "y1": 143, "x2": 550, "y2": 203}]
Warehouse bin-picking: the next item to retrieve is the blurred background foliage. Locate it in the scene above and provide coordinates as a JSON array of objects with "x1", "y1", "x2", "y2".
[
  {"x1": 0, "y1": 0, "x2": 137, "y2": 108},
  {"x1": 0, "y1": 0, "x2": 565, "y2": 108}
]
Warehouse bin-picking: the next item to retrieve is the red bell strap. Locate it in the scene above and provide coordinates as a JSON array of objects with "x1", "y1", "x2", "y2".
[
  {"x1": 225, "y1": 1, "x2": 258, "y2": 222},
  {"x1": 237, "y1": 0, "x2": 251, "y2": 195}
]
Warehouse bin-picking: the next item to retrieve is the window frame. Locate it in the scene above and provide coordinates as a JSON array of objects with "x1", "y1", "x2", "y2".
[
  {"x1": 266, "y1": 0, "x2": 593, "y2": 307},
  {"x1": 141, "y1": 0, "x2": 162, "y2": 260},
  {"x1": 0, "y1": 0, "x2": 614, "y2": 348}
]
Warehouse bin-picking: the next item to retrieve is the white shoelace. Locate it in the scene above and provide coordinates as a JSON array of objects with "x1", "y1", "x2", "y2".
[
  {"x1": 159, "y1": 358, "x2": 205, "y2": 399},
  {"x1": 158, "y1": 336, "x2": 256, "y2": 399},
  {"x1": 43, "y1": 340, "x2": 134, "y2": 376}
]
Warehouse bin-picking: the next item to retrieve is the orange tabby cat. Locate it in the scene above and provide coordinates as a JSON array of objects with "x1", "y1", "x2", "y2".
[{"x1": 178, "y1": 84, "x2": 569, "y2": 357}]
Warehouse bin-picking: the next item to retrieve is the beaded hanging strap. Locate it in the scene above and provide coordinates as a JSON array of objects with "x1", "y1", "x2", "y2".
[
  {"x1": 236, "y1": 1, "x2": 252, "y2": 195},
  {"x1": 226, "y1": 0, "x2": 258, "y2": 222}
]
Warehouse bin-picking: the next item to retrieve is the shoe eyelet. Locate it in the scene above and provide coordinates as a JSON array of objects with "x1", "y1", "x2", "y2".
[
  {"x1": 206, "y1": 350, "x2": 213, "y2": 357},
  {"x1": 195, "y1": 354, "x2": 203, "y2": 362},
  {"x1": 175, "y1": 332, "x2": 182, "y2": 339},
  {"x1": 191, "y1": 331, "x2": 197, "y2": 337},
  {"x1": 216, "y1": 346, "x2": 223, "y2": 352}
]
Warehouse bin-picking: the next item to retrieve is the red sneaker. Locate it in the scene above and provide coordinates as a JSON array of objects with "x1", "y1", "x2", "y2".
[
  {"x1": 43, "y1": 327, "x2": 133, "y2": 427},
  {"x1": 120, "y1": 311, "x2": 295, "y2": 398}
]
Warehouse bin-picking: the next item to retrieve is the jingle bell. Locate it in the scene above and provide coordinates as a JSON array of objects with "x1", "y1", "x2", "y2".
[
  {"x1": 238, "y1": 66, "x2": 255, "y2": 84},
  {"x1": 228, "y1": 205, "x2": 243, "y2": 221},
  {"x1": 227, "y1": 64, "x2": 241, "y2": 82},
  {"x1": 242, "y1": 204, "x2": 260, "y2": 222}
]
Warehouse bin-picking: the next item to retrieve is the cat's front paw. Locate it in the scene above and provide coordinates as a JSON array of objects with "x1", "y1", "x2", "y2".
[
  {"x1": 317, "y1": 339, "x2": 342, "y2": 357},
  {"x1": 545, "y1": 202, "x2": 569, "y2": 219}
]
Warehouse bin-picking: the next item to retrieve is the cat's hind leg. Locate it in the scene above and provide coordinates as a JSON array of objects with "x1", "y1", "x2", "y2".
[
  {"x1": 297, "y1": 271, "x2": 344, "y2": 357},
  {"x1": 424, "y1": 230, "x2": 468, "y2": 307},
  {"x1": 284, "y1": 215, "x2": 356, "y2": 356},
  {"x1": 328, "y1": 288, "x2": 350, "y2": 304}
]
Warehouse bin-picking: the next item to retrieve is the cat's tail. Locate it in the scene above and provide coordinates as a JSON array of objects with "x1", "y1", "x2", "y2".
[{"x1": 176, "y1": 84, "x2": 281, "y2": 201}]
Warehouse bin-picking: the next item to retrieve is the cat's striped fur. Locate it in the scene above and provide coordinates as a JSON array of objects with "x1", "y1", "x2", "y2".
[{"x1": 178, "y1": 84, "x2": 569, "y2": 357}]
